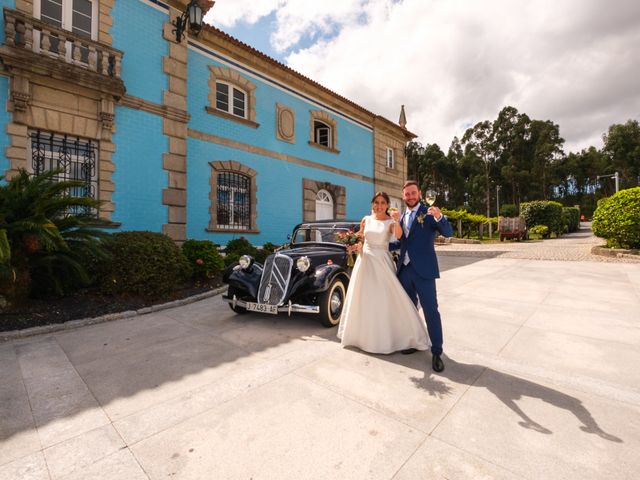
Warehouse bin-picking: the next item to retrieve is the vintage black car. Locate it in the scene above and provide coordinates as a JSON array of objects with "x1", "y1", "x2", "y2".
[{"x1": 222, "y1": 220, "x2": 361, "y2": 327}]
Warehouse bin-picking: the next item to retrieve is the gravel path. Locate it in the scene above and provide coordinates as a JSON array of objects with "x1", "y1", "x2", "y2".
[{"x1": 436, "y1": 223, "x2": 640, "y2": 263}]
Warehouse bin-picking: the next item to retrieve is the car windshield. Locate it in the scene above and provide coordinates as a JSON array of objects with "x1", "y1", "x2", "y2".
[{"x1": 292, "y1": 226, "x2": 355, "y2": 245}]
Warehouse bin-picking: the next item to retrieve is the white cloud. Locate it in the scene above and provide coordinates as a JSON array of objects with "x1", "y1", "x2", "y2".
[
  {"x1": 209, "y1": 0, "x2": 640, "y2": 153},
  {"x1": 204, "y1": 0, "x2": 282, "y2": 27}
]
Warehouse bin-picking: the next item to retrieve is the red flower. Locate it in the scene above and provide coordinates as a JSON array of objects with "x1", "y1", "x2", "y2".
[{"x1": 196, "y1": 258, "x2": 204, "y2": 265}]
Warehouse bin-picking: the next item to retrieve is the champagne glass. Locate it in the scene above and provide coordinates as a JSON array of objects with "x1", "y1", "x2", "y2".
[{"x1": 425, "y1": 190, "x2": 436, "y2": 206}]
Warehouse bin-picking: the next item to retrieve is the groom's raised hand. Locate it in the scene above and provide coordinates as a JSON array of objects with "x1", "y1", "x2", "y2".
[{"x1": 427, "y1": 206, "x2": 443, "y2": 220}]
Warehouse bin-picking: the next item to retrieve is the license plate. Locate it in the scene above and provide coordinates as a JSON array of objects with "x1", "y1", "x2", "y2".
[{"x1": 246, "y1": 302, "x2": 278, "y2": 315}]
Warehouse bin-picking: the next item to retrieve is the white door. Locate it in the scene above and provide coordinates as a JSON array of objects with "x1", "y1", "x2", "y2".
[
  {"x1": 390, "y1": 196, "x2": 403, "y2": 211},
  {"x1": 315, "y1": 189, "x2": 333, "y2": 220}
]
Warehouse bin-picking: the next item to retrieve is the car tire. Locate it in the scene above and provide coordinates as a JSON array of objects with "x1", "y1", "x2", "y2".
[
  {"x1": 227, "y1": 287, "x2": 248, "y2": 314},
  {"x1": 318, "y1": 277, "x2": 346, "y2": 328}
]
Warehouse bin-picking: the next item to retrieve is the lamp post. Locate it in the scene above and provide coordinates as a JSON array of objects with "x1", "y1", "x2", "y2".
[
  {"x1": 173, "y1": 0, "x2": 208, "y2": 43},
  {"x1": 596, "y1": 172, "x2": 619, "y2": 193},
  {"x1": 496, "y1": 185, "x2": 501, "y2": 216}
]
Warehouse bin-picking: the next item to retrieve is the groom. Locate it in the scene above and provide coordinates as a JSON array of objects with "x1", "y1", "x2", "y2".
[{"x1": 390, "y1": 181, "x2": 453, "y2": 372}]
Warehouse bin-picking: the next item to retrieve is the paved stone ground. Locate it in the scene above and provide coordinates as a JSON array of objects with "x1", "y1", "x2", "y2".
[
  {"x1": 439, "y1": 223, "x2": 640, "y2": 263},
  {"x1": 1, "y1": 225, "x2": 639, "y2": 479}
]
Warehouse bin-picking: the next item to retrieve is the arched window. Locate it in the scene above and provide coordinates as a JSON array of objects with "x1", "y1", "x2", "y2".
[{"x1": 315, "y1": 189, "x2": 334, "y2": 221}]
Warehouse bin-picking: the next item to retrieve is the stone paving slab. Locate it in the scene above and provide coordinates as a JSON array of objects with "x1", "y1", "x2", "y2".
[{"x1": 1, "y1": 228, "x2": 639, "y2": 479}]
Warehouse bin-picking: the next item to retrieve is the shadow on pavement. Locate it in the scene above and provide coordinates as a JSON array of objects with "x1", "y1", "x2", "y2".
[{"x1": 408, "y1": 356, "x2": 623, "y2": 443}]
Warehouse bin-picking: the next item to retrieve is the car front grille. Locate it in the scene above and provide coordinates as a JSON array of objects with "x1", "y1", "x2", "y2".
[{"x1": 257, "y1": 254, "x2": 293, "y2": 305}]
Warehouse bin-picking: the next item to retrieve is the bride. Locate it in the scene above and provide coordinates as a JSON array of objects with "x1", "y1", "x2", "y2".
[{"x1": 337, "y1": 192, "x2": 429, "y2": 354}]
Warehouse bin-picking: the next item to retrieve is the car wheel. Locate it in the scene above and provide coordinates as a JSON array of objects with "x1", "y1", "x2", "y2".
[
  {"x1": 227, "y1": 287, "x2": 248, "y2": 314},
  {"x1": 318, "y1": 277, "x2": 346, "y2": 327}
]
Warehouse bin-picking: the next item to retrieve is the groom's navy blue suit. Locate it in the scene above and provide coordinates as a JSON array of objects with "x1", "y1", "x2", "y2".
[{"x1": 390, "y1": 203, "x2": 453, "y2": 355}]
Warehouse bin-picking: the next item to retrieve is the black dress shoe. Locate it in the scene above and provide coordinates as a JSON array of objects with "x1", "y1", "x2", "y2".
[
  {"x1": 432, "y1": 354, "x2": 445, "y2": 372},
  {"x1": 401, "y1": 348, "x2": 418, "y2": 355}
]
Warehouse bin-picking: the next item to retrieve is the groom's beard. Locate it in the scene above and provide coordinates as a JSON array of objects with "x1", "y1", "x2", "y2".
[{"x1": 404, "y1": 199, "x2": 420, "y2": 208}]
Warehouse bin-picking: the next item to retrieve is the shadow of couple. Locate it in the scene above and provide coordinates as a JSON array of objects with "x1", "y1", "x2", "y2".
[{"x1": 408, "y1": 356, "x2": 623, "y2": 443}]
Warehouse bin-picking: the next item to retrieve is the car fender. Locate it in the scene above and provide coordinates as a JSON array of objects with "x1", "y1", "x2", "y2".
[
  {"x1": 309, "y1": 264, "x2": 349, "y2": 292},
  {"x1": 223, "y1": 263, "x2": 263, "y2": 299}
]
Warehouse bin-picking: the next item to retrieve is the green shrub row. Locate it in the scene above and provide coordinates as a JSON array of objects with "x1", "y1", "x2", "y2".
[
  {"x1": 520, "y1": 201, "x2": 564, "y2": 236},
  {"x1": 592, "y1": 187, "x2": 640, "y2": 249},
  {"x1": 441, "y1": 209, "x2": 498, "y2": 238},
  {"x1": 562, "y1": 207, "x2": 580, "y2": 233}
]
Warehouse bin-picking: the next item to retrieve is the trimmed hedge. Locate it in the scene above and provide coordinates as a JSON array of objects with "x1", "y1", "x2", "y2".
[
  {"x1": 182, "y1": 239, "x2": 224, "y2": 280},
  {"x1": 500, "y1": 204, "x2": 518, "y2": 217},
  {"x1": 98, "y1": 231, "x2": 191, "y2": 298},
  {"x1": 223, "y1": 237, "x2": 258, "y2": 267},
  {"x1": 592, "y1": 187, "x2": 640, "y2": 249},
  {"x1": 442, "y1": 209, "x2": 498, "y2": 238},
  {"x1": 520, "y1": 201, "x2": 564, "y2": 236},
  {"x1": 562, "y1": 207, "x2": 580, "y2": 233}
]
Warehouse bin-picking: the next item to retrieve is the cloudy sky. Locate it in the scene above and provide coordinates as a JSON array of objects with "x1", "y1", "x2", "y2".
[{"x1": 205, "y1": 0, "x2": 640, "y2": 154}]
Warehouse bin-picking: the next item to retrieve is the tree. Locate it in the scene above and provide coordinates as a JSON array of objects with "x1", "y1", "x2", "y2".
[
  {"x1": 602, "y1": 120, "x2": 640, "y2": 189},
  {"x1": 462, "y1": 120, "x2": 497, "y2": 218},
  {"x1": 530, "y1": 119, "x2": 565, "y2": 200},
  {"x1": 0, "y1": 169, "x2": 112, "y2": 304},
  {"x1": 493, "y1": 106, "x2": 532, "y2": 207}
]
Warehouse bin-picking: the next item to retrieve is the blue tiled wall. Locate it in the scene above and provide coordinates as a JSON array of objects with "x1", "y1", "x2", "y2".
[
  {"x1": 111, "y1": 0, "x2": 168, "y2": 104},
  {"x1": 187, "y1": 137, "x2": 373, "y2": 245},
  {"x1": 186, "y1": 47, "x2": 375, "y2": 244},
  {"x1": 111, "y1": 107, "x2": 168, "y2": 231},
  {"x1": 187, "y1": 51, "x2": 374, "y2": 178},
  {"x1": 0, "y1": 75, "x2": 10, "y2": 177}
]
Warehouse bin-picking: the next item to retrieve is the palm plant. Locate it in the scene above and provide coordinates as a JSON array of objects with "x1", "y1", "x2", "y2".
[{"x1": 0, "y1": 168, "x2": 112, "y2": 304}]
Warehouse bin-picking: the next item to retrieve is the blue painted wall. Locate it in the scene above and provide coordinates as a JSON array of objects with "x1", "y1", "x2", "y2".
[
  {"x1": 187, "y1": 51, "x2": 374, "y2": 178},
  {"x1": 111, "y1": 107, "x2": 168, "y2": 231},
  {"x1": 186, "y1": 47, "x2": 375, "y2": 244},
  {"x1": 187, "y1": 137, "x2": 372, "y2": 245},
  {"x1": 111, "y1": 0, "x2": 168, "y2": 104},
  {"x1": 0, "y1": 75, "x2": 10, "y2": 177}
]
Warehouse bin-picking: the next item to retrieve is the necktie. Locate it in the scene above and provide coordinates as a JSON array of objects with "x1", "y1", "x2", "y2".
[{"x1": 407, "y1": 210, "x2": 415, "y2": 230}]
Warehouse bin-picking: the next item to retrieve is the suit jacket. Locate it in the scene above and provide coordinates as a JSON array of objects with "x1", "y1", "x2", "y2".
[{"x1": 391, "y1": 203, "x2": 453, "y2": 279}]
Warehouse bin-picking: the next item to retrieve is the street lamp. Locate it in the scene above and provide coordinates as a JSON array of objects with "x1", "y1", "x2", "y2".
[
  {"x1": 596, "y1": 172, "x2": 619, "y2": 193},
  {"x1": 496, "y1": 185, "x2": 501, "y2": 216},
  {"x1": 173, "y1": 0, "x2": 208, "y2": 43}
]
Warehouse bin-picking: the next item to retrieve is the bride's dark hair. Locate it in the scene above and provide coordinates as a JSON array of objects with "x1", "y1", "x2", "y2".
[{"x1": 371, "y1": 191, "x2": 391, "y2": 215}]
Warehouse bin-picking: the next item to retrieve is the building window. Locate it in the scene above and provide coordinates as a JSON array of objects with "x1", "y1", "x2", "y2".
[
  {"x1": 216, "y1": 172, "x2": 250, "y2": 230},
  {"x1": 29, "y1": 130, "x2": 98, "y2": 215},
  {"x1": 216, "y1": 82, "x2": 247, "y2": 119},
  {"x1": 208, "y1": 162, "x2": 258, "y2": 233},
  {"x1": 315, "y1": 189, "x2": 334, "y2": 220},
  {"x1": 37, "y1": 0, "x2": 97, "y2": 39},
  {"x1": 314, "y1": 121, "x2": 331, "y2": 148},
  {"x1": 308, "y1": 110, "x2": 339, "y2": 153},
  {"x1": 386, "y1": 147, "x2": 395, "y2": 169},
  {"x1": 208, "y1": 67, "x2": 258, "y2": 128}
]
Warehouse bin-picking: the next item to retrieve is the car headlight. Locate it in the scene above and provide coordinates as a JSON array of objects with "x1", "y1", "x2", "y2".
[
  {"x1": 239, "y1": 255, "x2": 254, "y2": 270},
  {"x1": 296, "y1": 256, "x2": 311, "y2": 272}
]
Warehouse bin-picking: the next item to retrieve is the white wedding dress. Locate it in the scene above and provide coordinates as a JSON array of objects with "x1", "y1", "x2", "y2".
[{"x1": 337, "y1": 215, "x2": 430, "y2": 354}]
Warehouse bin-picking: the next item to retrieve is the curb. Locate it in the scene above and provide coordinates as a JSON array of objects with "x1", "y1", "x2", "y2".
[
  {"x1": 590, "y1": 245, "x2": 640, "y2": 260},
  {"x1": 1, "y1": 286, "x2": 228, "y2": 342}
]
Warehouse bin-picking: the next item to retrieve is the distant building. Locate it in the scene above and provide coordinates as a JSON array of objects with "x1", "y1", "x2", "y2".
[{"x1": 0, "y1": 0, "x2": 415, "y2": 245}]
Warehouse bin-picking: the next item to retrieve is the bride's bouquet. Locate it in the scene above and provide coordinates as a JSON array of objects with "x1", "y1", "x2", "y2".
[{"x1": 335, "y1": 230, "x2": 362, "y2": 267}]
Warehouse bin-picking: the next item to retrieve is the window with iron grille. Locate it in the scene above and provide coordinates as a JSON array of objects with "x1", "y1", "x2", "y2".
[
  {"x1": 217, "y1": 172, "x2": 250, "y2": 229},
  {"x1": 29, "y1": 130, "x2": 98, "y2": 216}
]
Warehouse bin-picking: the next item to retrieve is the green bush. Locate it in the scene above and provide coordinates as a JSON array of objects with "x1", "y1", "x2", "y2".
[
  {"x1": 520, "y1": 201, "x2": 564, "y2": 236},
  {"x1": 98, "y1": 231, "x2": 191, "y2": 298},
  {"x1": 255, "y1": 242, "x2": 277, "y2": 264},
  {"x1": 592, "y1": 187, "x2": 640, "y2": 249},
  {"x1": 223, "y1": 237, "x2": 258, "y2": 266},
  {"x1": 529, "y1": 225, "x2": 549, "y2": 238},
  {"x1": 182, "y1": 239, "x2": 223, "y2": 280},
  {"x1": 562, "y1": 207, "x2": 580, "y2": 233},
  {"x1": 500, "y1": 204, "x2": 518, "y2": 217}
]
